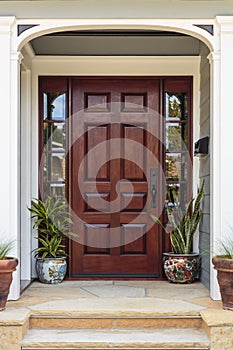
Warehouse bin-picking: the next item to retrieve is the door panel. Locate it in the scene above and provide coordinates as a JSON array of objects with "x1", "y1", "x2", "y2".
[
  {"x1": 86, "y1": 125, "x2": 110, "y2": 181},
  {"x1": 71, "y1": 78, "x2": 161, "y2": 277},
  {"x1": 122, "y1": 125, "x2": 146, "y2": 180}
]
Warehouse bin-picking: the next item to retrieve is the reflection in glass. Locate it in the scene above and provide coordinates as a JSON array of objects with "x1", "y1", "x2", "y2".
[
  {"x1": 44, "y1": 183, "x2": 66, "y2": 199},
  {"x1": 43, "y1": 123, "x2": 66, "y2": 150},
  {"x1": 165, "y1": 153, "x2": 188, "y2": 182},
  {"x1": 43, "y1": 92, "x2": 66, "y2": 121},
  {"x1": 165, "y1": 93, "x2": 188, "y2": 121},
  {"x1": 44, "y1": 152, "x2": 66, "y2": 182},
  {"x1": 42, "y1": 88, "x2": 67, "y2": 201},
  {"x1": 166, "y1": 183, "x2": 188, "y2": 210},
  {"x1": 165, "y1": 89, "x2": 190, "y2": 214},
  {"x1": 166, "y1": 123, "x2": 188, "y2": 151}
]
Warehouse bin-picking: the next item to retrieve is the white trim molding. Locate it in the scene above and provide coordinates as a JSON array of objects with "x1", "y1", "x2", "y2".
[
  {"x1": 31, "y1": 55, "x2": 200, "y2": 76},
  {"x1": 16, "y1": 18, "x2": 217, "y2": 53},
  {"x1": 208, "y1": 50, "x2": 221, "y2": 300}
]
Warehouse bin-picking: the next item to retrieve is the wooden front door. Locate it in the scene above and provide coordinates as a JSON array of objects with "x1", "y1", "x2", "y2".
[
  {"x1": 70, "y1": 78, "x2": 162, "y2": 277},
  {"x1": 39, "y1": 76, "x2": 192, "y2": 279}
]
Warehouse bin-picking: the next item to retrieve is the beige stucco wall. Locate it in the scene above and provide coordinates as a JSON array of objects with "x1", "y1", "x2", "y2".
[{"x1": 0, "y1": 0, "x2": 233, "y2": 19}]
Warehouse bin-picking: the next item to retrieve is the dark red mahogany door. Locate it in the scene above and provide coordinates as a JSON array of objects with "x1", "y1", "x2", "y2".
[{"x1": 70, "y1": 78, "x2": 162, "y2": 277}]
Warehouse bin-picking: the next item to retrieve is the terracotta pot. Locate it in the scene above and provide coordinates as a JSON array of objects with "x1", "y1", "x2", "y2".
[
  {"x1": 163, "y1": 252, "x2": 201, "y2": 283},
  {"x1": 0, "y1": 257, "x2": 18, "y2": 311},
  {"x1": 212, "y1": 256, "x2": 233, "y2": 311}
]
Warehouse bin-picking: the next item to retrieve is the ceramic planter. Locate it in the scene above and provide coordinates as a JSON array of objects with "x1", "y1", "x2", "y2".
[
  {"x1": 163, "y1": 252, "x2": 201, "y2": 283},
  {"x1": 36, "y1": 257, "x2": 67, "y2": 284},
  {"x1": 212, "y1": 256, "x2": 233, "y2": 311},
  {"x1": 0, "y1": 257, "x2": 18, "y2": 311}
]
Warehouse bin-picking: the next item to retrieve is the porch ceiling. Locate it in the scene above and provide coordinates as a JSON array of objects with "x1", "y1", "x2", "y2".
[{"x1": 30, "y1": 30, "x2": 200, "y2": 56}]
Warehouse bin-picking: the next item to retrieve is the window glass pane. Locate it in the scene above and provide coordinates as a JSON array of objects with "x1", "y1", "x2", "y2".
[
  {"x1": 43, "y1": 92, "x2": 66, "y2": 121},
  {"x1": 165, "y1": 93, "x2": 188, "y2": 121},
  {"x1": 165, "y1": 153, "x2": 188, "y2": 181},
  {"x1": 44, "y1": 152, "x2": 66, "y2": 182},
  {"x1": 164, "y1": 85, "x2": 191, "y2": 216},
  {"x1": 43, "y1": 123, "x2": 66, "y2": 150},
  {"x1": 44, "y1": 183, "x2": 66, "y2": 199},
  {"x1": 166, "y1": 123, "x2": 188, "y2": 151},
  {"x1": 166, "y1": 183, "x2": 188, "y2": 209}
]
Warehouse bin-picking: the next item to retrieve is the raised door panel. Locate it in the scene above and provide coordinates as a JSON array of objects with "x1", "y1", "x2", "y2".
[
  {"x1": 121, "y1": 125, "x2": 146, "y2": 181},
  {"x1": 71, "y1": 78, "x2": 161, "y2": 277}
]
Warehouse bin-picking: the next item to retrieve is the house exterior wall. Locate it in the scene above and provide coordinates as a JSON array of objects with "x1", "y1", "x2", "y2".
[
  {"x1": 1, "y1": 0, "x2": 233, "y2": 300},
  {"x1": 199, "y1": 42, "x2": 210, "y2": 290},
  {"x1": 0, "y1": 0, "x2": 233, "y2": 19}
]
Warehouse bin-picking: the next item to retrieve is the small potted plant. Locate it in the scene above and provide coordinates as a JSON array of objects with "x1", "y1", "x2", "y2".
[
  {"x1": 0, "y1": 238, "x2": 18, "y2": 310},
  {"x1": 212, "y1": 240, "x2": 233, "y2": 310},
  {"x1": 28, "y1": 197, "x2": 74, "y2": 284},
  {"x1": 151, "y1": 181, "x2": 204, "y2": 283}
]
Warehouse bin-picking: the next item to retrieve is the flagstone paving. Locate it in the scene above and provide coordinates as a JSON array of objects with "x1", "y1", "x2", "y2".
[
  {"x1": 8, "y1": 280, "x2": 222, "y2": 310},
  {"x1": 0, "y1": 281, "x2": 227, "y2": 350}
]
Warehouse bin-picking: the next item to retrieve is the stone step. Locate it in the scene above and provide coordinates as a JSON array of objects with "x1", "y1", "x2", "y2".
[
  {"x1": 29, "y1": 315, "x2": 202, "y2": 329},
  {"x1": 21, "y1": 328, "x2": 210, "y2": 349},
  {"x1": 28, "y1": 297, "x2": 206, "y2": 317}
]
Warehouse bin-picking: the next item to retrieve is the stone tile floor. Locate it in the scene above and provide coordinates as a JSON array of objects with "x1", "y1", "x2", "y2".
[{"x1": 7, "y1": 280, "x2": 222, "y2": 310}]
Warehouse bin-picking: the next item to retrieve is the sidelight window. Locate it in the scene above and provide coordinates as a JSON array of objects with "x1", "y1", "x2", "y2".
[
  {"x1": 40, "y1": 79, "x2": 68, "y2": 200},
  {"x1": 164, "y1": 81, "x2": 192, "y2": 209}
]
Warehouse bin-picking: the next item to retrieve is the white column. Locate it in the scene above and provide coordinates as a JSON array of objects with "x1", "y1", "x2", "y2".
[
  {"x1": 0, "y1": 16, "x2": 21, "y2": 300},
  {"x1": 210, "y1": 16, "x2": 233, "y2": 300}
]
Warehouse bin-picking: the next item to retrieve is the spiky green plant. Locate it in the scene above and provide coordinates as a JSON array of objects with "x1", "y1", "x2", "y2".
[
  {"x1": 215, "y1": 239, "x2": 233, "y2": 259},
  {"x1": 0, "y1": 238, "x2": 14, "y2": 260},
  {"x1": 28, "y1": 197, "x2": 76, "y2": 258},
  {"x1": 151, "y1": 181, "x2": 205, "y2": 254}
]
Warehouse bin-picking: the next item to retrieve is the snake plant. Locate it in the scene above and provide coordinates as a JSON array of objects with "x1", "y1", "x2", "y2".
[{"x1": 151, "y1": 181, "x2": 204, "y2": 254}]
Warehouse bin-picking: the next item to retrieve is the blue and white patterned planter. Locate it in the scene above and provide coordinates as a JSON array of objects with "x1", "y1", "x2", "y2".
[{"x1": 36, "y1": 257, "x2": 67, "y2": 284}]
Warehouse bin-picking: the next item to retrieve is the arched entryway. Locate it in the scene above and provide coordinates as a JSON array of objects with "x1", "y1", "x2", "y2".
[
  {"x1": 19, "y1": 25, "x2": 212, "y2": 282},
  {"x1": 7, "y1": 18, "x2": 221, "y2": 299}
]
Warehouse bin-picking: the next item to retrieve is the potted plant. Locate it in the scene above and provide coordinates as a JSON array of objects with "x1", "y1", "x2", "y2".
[
  {"x1": 151, "y1": 181, "x2": 204, "y2": 283},
  {"x1": 28, "y1": 197, "x2": 74, "y2": 284},
  {"x1": 0, "y1": 238, "x2": 18, "y2": 311},
  {"x1": 212, "y1": 240, "x2": 233, "y2": 310}
]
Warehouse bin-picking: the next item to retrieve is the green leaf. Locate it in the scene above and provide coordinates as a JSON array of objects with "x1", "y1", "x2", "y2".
[
  {"x1": 150, "y1": 214, "x2": 167, "y2": 231},
  {"x1": 0, "y1": 239, "x2": 15, "y2": 260},
  {"x1": 28, "y1": 196, "x2": 78, "y2": 258},
  {"x1": 151, "y1": 180, "x2": 205, "y2": 254}
]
